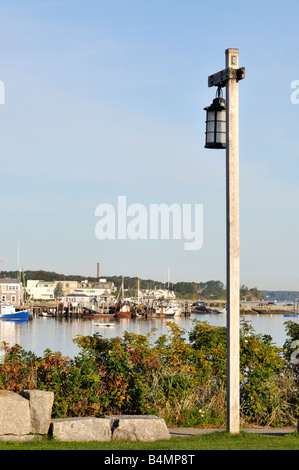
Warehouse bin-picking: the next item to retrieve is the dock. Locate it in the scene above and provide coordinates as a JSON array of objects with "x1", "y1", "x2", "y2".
[
  {"x1": 15, "y1": 302, "x2": 298, "y2": 320},
  {"x1": 191, "y1": 304, "x2": 298, "y2": 315},
  {"x1": 17, "y1": 302, "x2": 94, "y2": 319}
]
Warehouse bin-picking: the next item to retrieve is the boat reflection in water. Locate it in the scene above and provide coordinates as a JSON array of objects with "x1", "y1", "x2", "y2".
[{"x1": 0, "y1": 317, "x2": 29, "y2": 363}]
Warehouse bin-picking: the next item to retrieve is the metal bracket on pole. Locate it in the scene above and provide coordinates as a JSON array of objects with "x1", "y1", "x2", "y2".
[{"x1": 208, "y1": 67, "x2": 245, "y2": 88}]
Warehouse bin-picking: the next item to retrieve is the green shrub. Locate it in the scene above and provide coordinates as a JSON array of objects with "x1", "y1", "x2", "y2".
[{"x1": 0, "y1": 319, "x2": 298, "y2": 427}]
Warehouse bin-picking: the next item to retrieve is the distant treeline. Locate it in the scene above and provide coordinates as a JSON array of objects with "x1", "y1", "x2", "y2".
[
  {"x1": 262, "y1": 290, "x2": 299, "y2": 302},
  {"x1": 0, "y1": 270, "x2": 271, "y2": 301}
]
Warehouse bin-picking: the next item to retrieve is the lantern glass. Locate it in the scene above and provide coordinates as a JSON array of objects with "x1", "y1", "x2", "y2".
[
  {"x1": 204, "y1": 94, "x2": 226, "y2": 149},
  {"x1": 207, "y1": 121, "x2": 215, "y2": 132},
  {"x1": 216, "y1": 132, "x2": 226, "y2": 145},
  {"x1": 207, "y1": 111, "x2": 215, "y2": 121}
]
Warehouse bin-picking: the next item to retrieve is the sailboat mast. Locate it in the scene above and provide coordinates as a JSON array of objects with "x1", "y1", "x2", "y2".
[{"x1": 137, "y1": 276, "x2": 140, "y2": 303}]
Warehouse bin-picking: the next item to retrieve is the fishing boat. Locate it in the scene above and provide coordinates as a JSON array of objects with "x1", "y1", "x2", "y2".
[
  {"x1": 93, "y1": 322, "x2": 114, "y2": 327},
  {"x1": 169, "y1": 301, "x2": 182, "y2": 316},
  {"x1": 0, "y1": 305, "x2": 29, "y2": 320},
  {"x1": 158, "y1": 305, "x2": 176, "y2": 317},
  {"x1": 283, "y1": 314, "x2": 298, "y2": 318},
  {"x1": 83, "y1": 311, "x2": 115, "y2": 319},
  {"x1": 82, "y1": 306, "x2": 116, "y2": 319},
  {"x1": 114, "y1": 301, "x2": 135, "y2": 318},
  {"x1": 114, "y1": 277, "x2": 136, "y2": 318},
  {"x1": 146, "y1": 301, "x2": 178, "y2": 318}
]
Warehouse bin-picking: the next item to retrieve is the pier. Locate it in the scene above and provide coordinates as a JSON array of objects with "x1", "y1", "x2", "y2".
[
  {"x1": 13, "y1": 301, "x2": 299, "y2": 320},
  {"x1": 18, "y1": 301, "x2": 191, "y2": 319}
]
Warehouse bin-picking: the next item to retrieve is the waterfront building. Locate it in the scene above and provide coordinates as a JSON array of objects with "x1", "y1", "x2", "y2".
[
  {"x1": 26, "y1": 279, "x2": 115, "y2": 301},
  {"x1": 77, "y1": 279, "x2": 115, "y2": 294},
  {"x1": 141, "y1": 288, "x2": 175, "y2": 301},
  {"x1": 73, "y1": 279, "x2": 115, "y2": 298},
  {"x1": 0, "y1": 278, "x2": 23, "y2": 304},
  {"x1": 26, "y1": 280, "x2": 56, "y2": 300},
  {"x1": 64, "y1": 293, "x2": 90, "y2": 306},
  {"x1": 57, "y1": 281, "x2": 79, "y2": 296}
]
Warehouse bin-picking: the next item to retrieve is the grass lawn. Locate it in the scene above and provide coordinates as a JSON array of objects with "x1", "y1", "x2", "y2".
[{"x1": 0, "y1": 431, "x2": 299, "y2": 451}]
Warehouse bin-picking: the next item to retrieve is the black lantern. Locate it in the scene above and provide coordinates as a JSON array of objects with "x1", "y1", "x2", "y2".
[{"x1": 204, "y1": 87, "x2": 226, "y2": 149}]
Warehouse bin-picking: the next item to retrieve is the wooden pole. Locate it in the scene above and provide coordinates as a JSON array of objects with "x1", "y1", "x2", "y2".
[{"x1": 225, "y1": 48, "x2": 240, "y2": 434}]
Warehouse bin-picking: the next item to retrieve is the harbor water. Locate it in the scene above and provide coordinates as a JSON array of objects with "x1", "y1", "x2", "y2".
[{"x1": 0, "y1": 312, "x2": 297, "y2": 359}]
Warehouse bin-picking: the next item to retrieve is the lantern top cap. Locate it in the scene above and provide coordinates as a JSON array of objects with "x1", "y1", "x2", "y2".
[
  {"x1": 204, "y1": 86, "x2": 226, "y2": 111},
  {"x1": 204, "y1": 90, "x2": 226, "y2": 111}
]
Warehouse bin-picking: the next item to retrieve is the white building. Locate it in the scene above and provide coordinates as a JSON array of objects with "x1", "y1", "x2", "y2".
[
  {"x1": 26, "y1": 280, "x2": 56, "y2": 300},
  {"x1": 141, "y1": 288, "x2": 175, "y2": 301},
  {"x1": 76, "y1": 279, "x2": 115, "y2": 295},
  {"x1": 26, "y1": 279, "x2": 115, "y2": 300},
  {"x1": 64, "y1": 293, "x2": 90, "y2": 306}
]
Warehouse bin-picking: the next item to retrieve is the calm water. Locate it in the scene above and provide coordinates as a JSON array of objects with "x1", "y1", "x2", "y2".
[{"x1": 0, "y1": 313, "x2": 298, "y2": 359}]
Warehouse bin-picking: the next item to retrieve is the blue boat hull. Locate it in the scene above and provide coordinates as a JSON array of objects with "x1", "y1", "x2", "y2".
[{"x1": 0, "y1": 309, "x2": 29, "y2": 320}]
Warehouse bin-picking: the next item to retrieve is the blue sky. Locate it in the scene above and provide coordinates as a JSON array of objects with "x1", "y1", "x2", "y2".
[{"x1": 0, "y1": 0, "x2": 299, "y2": 290}]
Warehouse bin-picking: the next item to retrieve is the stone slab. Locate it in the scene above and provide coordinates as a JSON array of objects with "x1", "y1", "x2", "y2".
[
  {"x1": 105, "y1": 415, "x2": 171, "y2": 442},
  {"x1": 50, "y1": 417, "x2": 111, "y2": 442},
  {"x1": 0, "y1": 434, "x2": 42, "y2": 442},
  {"x1": 20, "y1": 389, "x2": 54, "y2": 434},
  {"x1": 0, "y1": 391, "x2": 30, "y2": 436}
]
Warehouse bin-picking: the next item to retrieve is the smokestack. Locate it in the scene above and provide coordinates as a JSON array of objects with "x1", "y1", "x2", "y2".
[{"x1": 97, "y1": 262, "x2": 100, "y2": 280}]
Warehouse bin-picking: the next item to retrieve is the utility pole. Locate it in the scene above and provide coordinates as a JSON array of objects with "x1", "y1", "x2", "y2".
[
  {"x1": 225, "y1": 48, "x2": 240, "y2": 434},
  {"x1": 204, "y1": 48, "x2": 245, "y2": 433}
]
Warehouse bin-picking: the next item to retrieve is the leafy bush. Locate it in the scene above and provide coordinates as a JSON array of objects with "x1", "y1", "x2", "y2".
[{"x1": 0, "y1": 320, "x2": 298, "y2": 427}]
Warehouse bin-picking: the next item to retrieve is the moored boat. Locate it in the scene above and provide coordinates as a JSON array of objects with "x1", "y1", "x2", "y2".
[
  {"x1": 0, "y1": 305, "x2": 29, "y2": 320},
  {"x1": 214, "y1": 308, "x2": 227, "y2": 314},
  {"x1": 145, "y1": 301, "x2": 181, "y2": 318},
  {"x1": 82, "y1": 305, "x2": 116, "y2": 319},
  {"x1": 114, "y1": 277, "x2": 136, "y2": 318},
  {"x1": 114, "y1": 301, "x2": 135, "y2": 318},
  {"x1": 38, "y1": 310, "x2": 55, "y2": 317},
  {"x1": 83, "y1": 312, "x2": 115, "y2": 318}
]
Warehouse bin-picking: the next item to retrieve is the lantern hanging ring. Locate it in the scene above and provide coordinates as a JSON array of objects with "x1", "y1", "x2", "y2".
[{"x1": 216, "y1": 85, "x2": 223, "y2": 99}]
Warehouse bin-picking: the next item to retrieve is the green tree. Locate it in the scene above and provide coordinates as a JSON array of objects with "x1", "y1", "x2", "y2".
[
  {"x1": 249, "y1": 287, "x2": 263, "y2": 301},
  {"x1": 240, "y1": 284, "x2": 249, "y2": 298},
  {"x1": 54, "y1": 282, "x2": 64, "y2": 300},
  {"x1": 198, "y1": 280, "x2": 225, "y2": 299}
]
